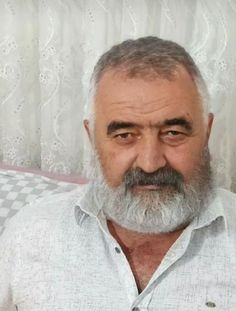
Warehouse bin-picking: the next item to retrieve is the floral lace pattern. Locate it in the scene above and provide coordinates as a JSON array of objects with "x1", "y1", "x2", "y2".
[{"x1": 0, "y1": 0, "x2": 236, "y2": 190}]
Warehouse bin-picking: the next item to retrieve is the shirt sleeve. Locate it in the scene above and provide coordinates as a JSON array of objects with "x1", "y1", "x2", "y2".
[{"x1": 0, "y1": 225, "x2": 17, "y2": 310}]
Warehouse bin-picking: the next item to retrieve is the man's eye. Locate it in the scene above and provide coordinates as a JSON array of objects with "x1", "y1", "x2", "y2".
[
  {"x1": 166, "y1": 131, "x2": 181, "y2": 136},
  {"x1": 113, "y1": 132, "x2": 136, "y2": 144},
  {"x1": 161, "y1": 130, "x2": 186, "y2": 144},
  {"x1": 116, "y1": 133, "x2": 131, "y2": 139}
]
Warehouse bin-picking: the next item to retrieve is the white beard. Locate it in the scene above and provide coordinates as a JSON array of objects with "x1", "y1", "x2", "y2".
[{"x1": 86, "y1": 147, "x2": 214, "y2": 234}]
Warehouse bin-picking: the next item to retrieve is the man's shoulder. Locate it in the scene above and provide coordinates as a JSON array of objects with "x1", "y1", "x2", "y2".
[
  {"x1": 217, "y1": 187, "x2": 236, "y2": 207},
  {"x1": 1, "y1": 184, "x2": 89, "y2": 240},
  {"x1": 216, "y1": 187, "x2": 236, "y2": 228}
]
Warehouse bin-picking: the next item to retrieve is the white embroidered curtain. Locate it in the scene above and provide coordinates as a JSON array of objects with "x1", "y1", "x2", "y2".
[{"x1": 0, "y1": 0, "x2": 236, "y2": 191}]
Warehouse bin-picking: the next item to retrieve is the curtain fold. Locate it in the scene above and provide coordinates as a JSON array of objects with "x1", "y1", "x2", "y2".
[{"x1": 0, "y1": 0, "x2": 236, "y2": 190}]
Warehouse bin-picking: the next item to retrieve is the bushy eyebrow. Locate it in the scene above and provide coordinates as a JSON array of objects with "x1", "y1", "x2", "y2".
[
  {"x1": 162, "y1": 118, "x2": 193, "y2": 131},
  {"x1": 107, "y1": 121, "x2": 137, "y2": 135},
  {"x1": 107, "y1": 117, "x2": 193, "y2": 135}
]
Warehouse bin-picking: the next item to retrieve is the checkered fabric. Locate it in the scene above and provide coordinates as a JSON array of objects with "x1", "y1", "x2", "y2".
[{"x1": 0, "y1": 170, "x2": 78, "y2": 236}]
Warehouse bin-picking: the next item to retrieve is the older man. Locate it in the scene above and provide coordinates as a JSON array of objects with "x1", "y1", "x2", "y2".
[{"x1": 1, "y1": 37, "x2": 236, "y2": 310}]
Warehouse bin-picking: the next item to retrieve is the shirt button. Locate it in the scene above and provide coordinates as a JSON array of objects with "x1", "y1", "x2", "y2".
[
  {"x1": 115, "y1": 247, "x2": 121, "y2": 253},
  {"x1": 206, "y1": 301, "x2": 216, "y2": 308}
]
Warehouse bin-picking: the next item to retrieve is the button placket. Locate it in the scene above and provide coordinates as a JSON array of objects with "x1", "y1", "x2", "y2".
[{"x1": 111, "y1": 243, "x2": 139, "y2": 303}]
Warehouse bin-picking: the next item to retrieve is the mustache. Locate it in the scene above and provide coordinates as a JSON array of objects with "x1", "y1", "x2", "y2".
[{"x1": 123, "y1": 167, "x2": 184, "y2": 193}]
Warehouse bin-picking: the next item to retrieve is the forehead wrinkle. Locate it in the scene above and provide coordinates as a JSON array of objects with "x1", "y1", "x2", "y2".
[
  {"x1": 99, "y1": 99, "x2": 195, "y2": 128},
  {"x1": 97, "y1": 96, "x2": 197, "y2": 128},
  {"x1": 107, "y1": 98, "x2": 173, "y2": 116}
]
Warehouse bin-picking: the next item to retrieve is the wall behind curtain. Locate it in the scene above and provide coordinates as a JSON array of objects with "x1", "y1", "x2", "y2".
[{"x1": 0, "y1": 0, "x2": 236, "y2": 190}]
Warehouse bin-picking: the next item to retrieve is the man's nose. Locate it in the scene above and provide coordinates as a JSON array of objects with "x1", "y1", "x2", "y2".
[{"x1": 135, "y1": 136, "x2": 167, "y2": 173}]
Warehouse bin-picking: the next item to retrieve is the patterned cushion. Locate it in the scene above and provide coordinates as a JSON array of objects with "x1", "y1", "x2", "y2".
[{"x1": 0, "y1": 170, "x2": 78, "y2": 235}]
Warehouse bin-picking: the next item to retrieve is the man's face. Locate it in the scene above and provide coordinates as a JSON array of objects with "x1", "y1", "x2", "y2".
[{"x1": 92, "y1": 67, "x2": 213, "y2": 189}]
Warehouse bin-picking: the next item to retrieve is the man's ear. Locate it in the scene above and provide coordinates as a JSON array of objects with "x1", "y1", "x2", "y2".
[
  {"x1": 83, "y1": 119, "x2": 92, "y2": 143},
  {"x1": 206, "y1": 113, "x2": 214, "y2": 141}
]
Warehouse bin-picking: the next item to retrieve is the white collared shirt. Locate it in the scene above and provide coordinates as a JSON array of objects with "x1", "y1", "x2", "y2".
[{"x1": 0, "y1": 185, "x2": 236, "y2": 311}]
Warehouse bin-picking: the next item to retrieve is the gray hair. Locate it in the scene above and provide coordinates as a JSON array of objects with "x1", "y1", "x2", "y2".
[{"x1": 87, "y1": 36, "x2": 209, "y2": 123}]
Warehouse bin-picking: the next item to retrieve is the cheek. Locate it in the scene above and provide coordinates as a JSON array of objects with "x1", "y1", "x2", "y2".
[
  {"x1": 97, "y1": 148, "x2": 135, "y2": 187},
  {"x1": 166, "y1": 145, "x2": 204, "y2": 182}
]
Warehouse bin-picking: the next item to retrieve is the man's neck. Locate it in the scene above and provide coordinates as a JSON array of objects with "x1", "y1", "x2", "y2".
[
  {"x1": 107, "y1": 220, "x2": 184, "y2": 251},
  {"x1": 107, "y1": 220, "x2": 184, "y2": 292}
]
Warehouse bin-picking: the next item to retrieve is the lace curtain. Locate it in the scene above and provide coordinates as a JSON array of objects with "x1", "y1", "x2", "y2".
[{"x1": 0, "y1": 0, "x2": 236, "y2": 191}]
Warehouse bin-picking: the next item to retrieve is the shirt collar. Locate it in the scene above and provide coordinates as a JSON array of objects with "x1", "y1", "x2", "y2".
[
  {"x1": 189, "y1": 189, "x2": 226, "y2": 231},
  {"x1": 74, "y1": 182, "x2": 105, "y2": 228}
]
